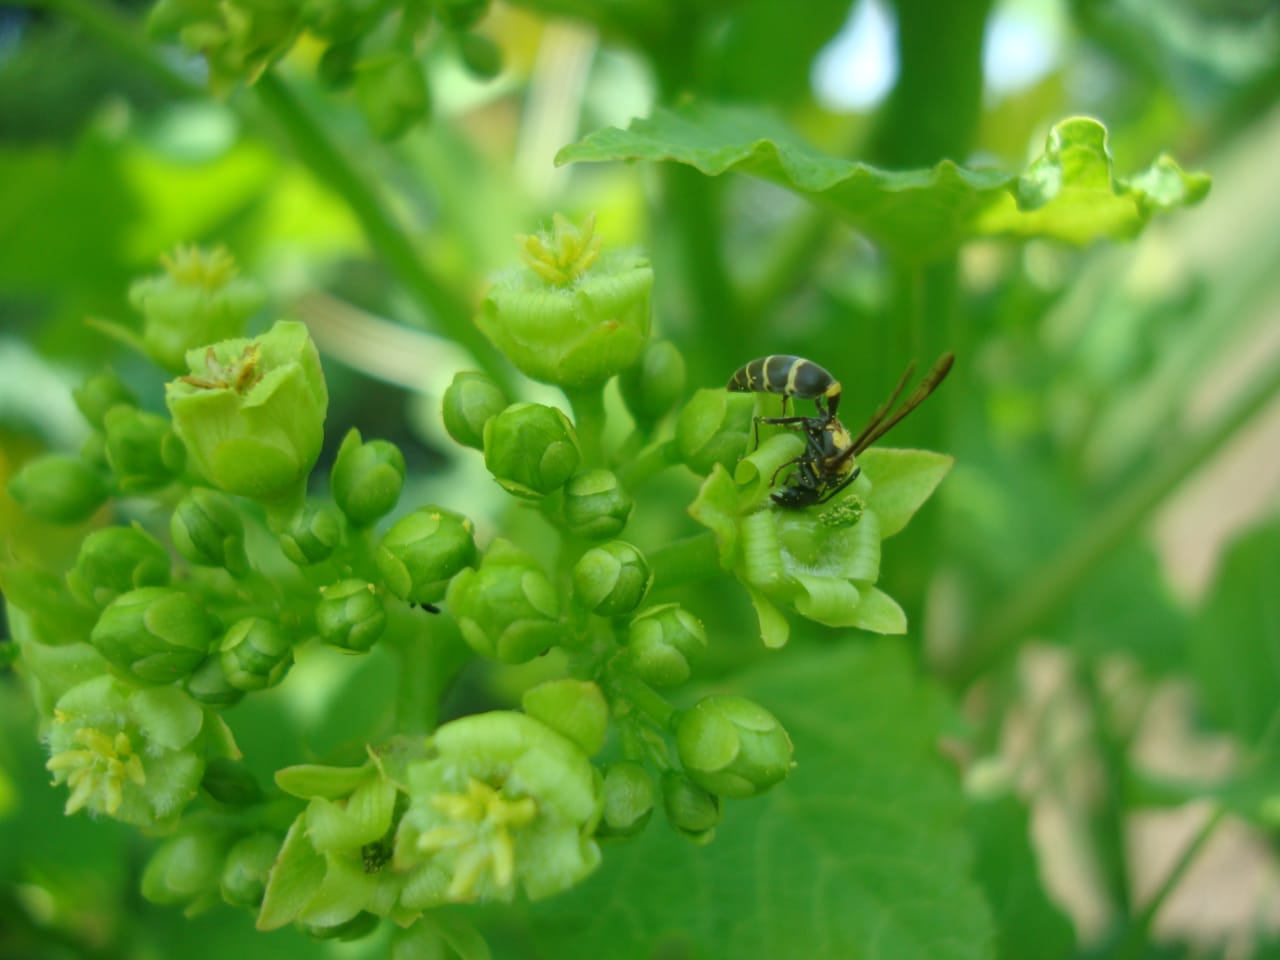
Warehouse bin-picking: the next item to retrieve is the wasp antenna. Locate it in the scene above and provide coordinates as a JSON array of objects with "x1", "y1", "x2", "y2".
[
  {"x1": 847, "y1": 360, "x2": 917, "y2": 453},
  {"x1": 853, "y1": 353, "x2": 954, "y2": 454}
]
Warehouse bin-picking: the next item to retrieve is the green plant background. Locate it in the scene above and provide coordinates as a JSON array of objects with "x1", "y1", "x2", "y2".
[{"x1": 2, "y1": 0, "x2": 1279, "y2": 958}]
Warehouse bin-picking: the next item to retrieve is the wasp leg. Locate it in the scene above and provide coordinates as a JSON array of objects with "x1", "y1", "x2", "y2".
[
  {"x1": 815, "y1": 467, "x2": 862, "y2": 504},
  {"x1": 770, "y1": 455, "x2": 804, "y2": 486}
]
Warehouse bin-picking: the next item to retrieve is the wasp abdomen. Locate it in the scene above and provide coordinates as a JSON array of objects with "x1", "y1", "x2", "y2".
[{"x1": 727, "y1": 356, "x2": 841, "y2": 414}]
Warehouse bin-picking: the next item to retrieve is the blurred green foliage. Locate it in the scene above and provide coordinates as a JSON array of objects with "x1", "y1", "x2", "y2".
[{"x1": 2, "y1": 0, "x2": 1279, "y2": 958}]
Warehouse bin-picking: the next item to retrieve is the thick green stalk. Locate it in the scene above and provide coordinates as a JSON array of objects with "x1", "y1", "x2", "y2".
[
  {"x1": 564, "y1": 385, "x2": 607, "y2": 469},
  {"x1": 954, "y1": 355, "x2": 1280, "y2": 686},
  {"x1": 648, "y1": 531, "x2": 720, "y2": 590}
]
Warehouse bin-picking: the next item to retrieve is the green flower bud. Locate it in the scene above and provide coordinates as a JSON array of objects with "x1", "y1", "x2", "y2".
[
  {"x1": 129, "y1": 246, "x2": 265, "y2": 373},
  {"x1": 445, "y1": 539, "x2": 560, "y2": 664},
  {"x1": 675, "y1": 388, "x2": 754, "y2": 476},
  {"x1": 441, "y1": 370, "x2": 507, "y2": 450},
  {"x1": 438, "y1": 0, "x2": 489, "y2": 29},
  {"x1": 45, "y1": 675, "x2": 206, "y2": 827},
  {"x1": 375, "y1": 507, "x2": 476, "y2": 605},
  {"x1": 67, "y1": 525, "x2": 170, "y2": 609},
  {"x1": 103, "y1": 407, "x2": 186, "y2": 494},
  {"x1": 477, "y1": 214, "x2": 653, "y2": 389},
  {"x1": 457, "y1": 32, "x2": 502, "y2": 79},
  {"x1": 165, "y1": 320, "x2": 328, "y2": 504},
  {"x1": 142, "y1": 825, "x2": 231, "y2": 914},
  {"x1": 522, "y1": 679, "x2": 608, "y2": 755},
  {"x1": 8, "y1": 454, "x2": 108, "y2": 524},
  {"x1": 661, "y1": 772, "x2": 720, "y2": 844},
  {"x1": 394, "y1": 711, "x2": 601, "y2": 907},
  {"x1": 170, "y1": 487, "x2": 248, "y2": 574},
  {"x1": 572, "y1": 540, "x2": 650, "y2": 617},
  {"x1": 674, "y1": 696, "x2": 793, "y2": 799},
  {"x1": 201, "y1": 758, "x2": 264, "y2": 806},
  {"x1": 626, "y1": 603, "x2": 706, "y2": 688},
  {"x1": 356, "y1": 50, "x2": 431, "y2": 141},
  {"x1": 90, "y1": 587, "x2": 213, "y2": 685},
  {"x1": 73, "y1": 369, "x2": 137, "y2": 429},
  {"x1": 562, "y1": 469, "x2": 632, "y2": 539},
  {"x1": 279, "y1": 502, "x2": 342, "y2": 566},
  {"x1": 220, "y1": 617, "x2": 293, "y2": 691},
  {"x1": 330, "y1": 428, "x2": 405, "y2": 526},
  {"x1": 316, "y1": 580, "x2": 387, "y2": 653},
  {"x1": 184, "y1": 655, "x2": 244, "y2": 707},
  {"x1": 483, "y1": 402, "x2": 580, "y2": 499},
  {"x1": 599, "y1": 761, "x2": 655, "y2": 837},
  {"x1": 221, "y1": 831, "x2": 281, "y2": 909},
  {"x1": 79, "y1": 430, "x2": 109, "y2": 470},
  {"x1": 619, "y1": 339, "x2": 686, "y2": 428},
  {"x1": 298, "y1": 912, "x2": 381, "y2": 942}
]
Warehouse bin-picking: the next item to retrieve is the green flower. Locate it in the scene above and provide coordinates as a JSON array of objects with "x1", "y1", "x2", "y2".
[
  {"x1": 626, "y1": 603, "x2": 706, "y2": 688},
  {"x1": 45, "y1": 675, "x2": 207, "y2": 827},
  {"x1": 375, "y1": 507, "x2": 476, "y2": 605},
  {"x1": 446, "y1": 539, "x2": 560, "y2": 664},
  {"x1": 170, "y1": 487, "x2": 248, "y2": 574},
  {"x1": 330, "y1": 428, "x2": 406, "y2": 526},
  {"x1": 90, "y1": 587, "x2": 213, "y2": 685},
  {"x1": 674, "y1": 696, "x2": 793, "y2": 799},
  {"x1": 221, "y1": 832, "x2": 282, "y2": 909},
  {"x1": 279, "y1": 502, "x2": 342, "y2": 566},
  {"x1": 316, "y1": 580, "x2": 387, "y2": 653},
  {"x1": 619, "y1": 339, "x2": 686, "y2": 428},
  {"x1": 67, "y1": 525, "x2": 170, "y2": 609},
  {"x1": 394, "y1": 711, "x2": 602, "y2": 906},
  {"x1": 477, "y1": 214, "x2": 653, "y2": 389},
  {"x1": 355, "y1": 49, "x2": 431, "y2": 140},
  {"x1": 660, "y1": 773, "x2": 719, "y2": 845},
  {"x1": 572, "y1": 540, "x2": 651, "y2": 617},
  {"x1": 7, "y1": 454, "x2": 108, "y2": 524},
  {"x1": 103, "y1": 407, "x2": 186, "y2": 493},
  {"x1": 142, "y1": 818, "x2": 234, "y2": 915},
  {"x1": 128, "y1": 246, "x2": 265, "y2": 372},
  {"x1": 73, "y1": 369, "x2": 137, "y2": 429},
  {"x1": 165, "y1": 320, "x2": 328, "y2": 505},
  {"x1": 483, "y1": 402, "x2": 580, "y2": 499},
  {"x1": 220, "y1": 617, "x2": 293, "y2": 691},
  {"x1": 562, "y1": 469, "x2": 633, "y2": 539},
  {"x1": 674, "y1": 388, "x2": 755, "y2": 476},
  {"x1": 441, "y1": 370, "x2": 507, "y2": 450},
  {"x1": 599, "y1": 761, "x2": 655, "y2": 838}
]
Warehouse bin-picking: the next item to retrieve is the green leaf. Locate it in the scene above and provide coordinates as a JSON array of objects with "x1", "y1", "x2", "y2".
[
  {"x1": 860, "y1": 448, "x2": 955, "y2": 539},
  {"x1": 846, "y1": 585, "x2": 908, "y2": 635},
  {"x1": 967, "y1": 794, "x2": 1075, "y2": 960},
  {"x1": 521, "y1": 642, "x2": 993, "y2": 960},
  {"x1": 557, "y1": 106, "x2": 1209, "y2": 260},
  {"x1": 1188, "y1": 520, "x2": 1280, "y2": 747}
]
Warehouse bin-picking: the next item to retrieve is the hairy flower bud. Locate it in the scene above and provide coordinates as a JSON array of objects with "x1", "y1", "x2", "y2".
[
  {"x1": 483, "y1": 402, "x2": 580, "y2": 498},
  {"x1": 661, "y1": 772, "x2": 720, "y2": 844},
  {"x1": 316, "y1": 580, "x2": 387, "y2": 653},
  {"x1": 394, "y1": 711, "x2": 601, "y2": 907},
  {"x1": 166, "y1": 320, "x2": 328, "y2": 504},
  {"x1": 129, "y1": 245, "x2": 265, "y2": 373},
  {"x1": 73, "y1": 369, "x2": 137, "y2": 429},
  {"x1": 477, "y1": 214, "x2": 652, "y2": 389},
  {"x1": 8, "y1": 454, "x2": 108, "y2": 524},
  {"x1": 675, "y1": 388, "x2": 754, "y2": 476},
  {"x1": 619, "y1": 339, "x2": 686, "y2": 428},
  {"x1": 562, "y1": 469, "x2": 633, "y2": 539},
  {"x1": 103, "y1": 407, "x2": 186, "y2": 494},
  {"x1": 66, "y1": 525, "x2": 170, "y2": 609},
  {"x1": 674, "y1": 696, "x2": 793, "y2": 799},
  {"x1": 170, "y1": 487, "x2": 248, "y2": 574},
  {"x1": 375, "y1": 506, "x2": 476, "y2": 605},
  {"x1": 572, "y1": 540, "x2": 650, "y2": 617},
  {"x1": 356, "y1": 50, "x2": 431, "y2": 141},
  {"x1": 599, "y1": 761, "x2": 655, "y2": 837},
  {"x1": 279, "y1": 502, "x2": 342, "y2": 566},
  {"x1": 90, "y1": 587, "x2": 213, "y2": 685},
  {"x1": 626, "y1": 603, "x2": 707, "y2": 688},
  {"x1": 446, "y1": 539, "x2": 560, "y2": 664},
  {"x1": 221, "y1": 832, "x2": 281, "y2": 909},
  {"x1": 45, "y1": 675, "x2": 206, "y2": 827},
  {"x1": 220, "y1": 617, "x2": 293, "y2": 690},
  {"x1": 330, "y1": 428, "x2": 406, "y2": 526},
  {"x1": 441, "y1": 370, "x2": 507, "y2": 450}
]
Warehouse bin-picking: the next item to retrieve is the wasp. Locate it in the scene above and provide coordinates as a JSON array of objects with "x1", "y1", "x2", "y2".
[{"x1": 727, "y1": 353, "x2": 954, "y2": 508}]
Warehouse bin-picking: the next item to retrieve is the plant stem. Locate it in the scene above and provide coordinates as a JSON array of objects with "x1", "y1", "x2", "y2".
[
  {"x1": 615, "y1": 437, "x2": 676, "y2": 489},
  {"x1": 252, "y1": 71, "x2": 513, "y2": 392},
  {"x1": 609, "y1": 669, "x2": 675, "y2": 729},
  {"x1": 1115, "y1": 806, "x2": 1226, "y2": 960},
  {"x1": 953, "y1": 354, "x2": 1280, "y2": 687},
  {"x1": 564, "y1": 385, "x2": 607, "y2": 469},
  {"x1": 648, "y1": 531, "x2": 720, "y2": 590}
]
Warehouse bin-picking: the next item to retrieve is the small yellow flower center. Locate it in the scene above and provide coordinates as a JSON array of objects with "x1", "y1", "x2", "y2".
[
  {"x1": 517, "y1": 212, "x2": 602, "y2": 286},
  {"x1": 160, "y1": 244, "x2": 240, "y2": 289},
  {"x1": 178, "y1": 344, "x2": 263, "y2": 393},
  {"x1": 46, "y1": 726, "x2": 146, "y2": 817},
  {"x1": 416, "y1": 778, "x2": 539, "y2": 901}
]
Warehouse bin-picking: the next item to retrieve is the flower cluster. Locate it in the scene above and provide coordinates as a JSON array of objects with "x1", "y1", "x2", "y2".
[{"x1": 5, "y1": 222, "x2": 949, "y2": 945}]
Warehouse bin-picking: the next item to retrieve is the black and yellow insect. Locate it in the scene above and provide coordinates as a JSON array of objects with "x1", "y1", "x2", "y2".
[{"x1": 727, "y1": 353, "x2": 954, "y2": 508}]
